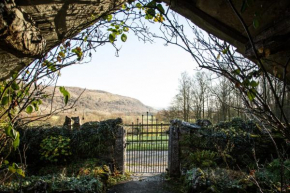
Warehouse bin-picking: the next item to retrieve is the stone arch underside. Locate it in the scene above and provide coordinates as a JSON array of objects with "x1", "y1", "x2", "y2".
[{"x1": 0, "y1": 0, "x2": 289, "y2": 83}]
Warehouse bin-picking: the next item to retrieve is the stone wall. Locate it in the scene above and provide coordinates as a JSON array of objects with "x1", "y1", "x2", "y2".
[
  {"x1": 0, "y1": 0, "x2": 125, "y2": 80},
  {"x1": 167, "y1": 118, "x2": 288, "y2": 177},
  {"x1": 114, "y1": 125, "x2": 126, "y2": 174},
  {"x1": 15, "y1": 118, "x2": 126, "y2": 173},
  {"x1": 168, "y1": 119, "x2": 201, "y2": 177}
]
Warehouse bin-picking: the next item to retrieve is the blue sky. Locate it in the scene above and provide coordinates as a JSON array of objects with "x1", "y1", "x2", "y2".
[{"x1": 57, "y1": 20, "x2": 198, "y2": 109}]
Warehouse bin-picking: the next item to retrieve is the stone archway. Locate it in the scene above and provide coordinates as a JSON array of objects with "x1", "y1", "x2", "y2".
[{"x1": 0, "y1": 0, "x2": 289, "y2": 83}]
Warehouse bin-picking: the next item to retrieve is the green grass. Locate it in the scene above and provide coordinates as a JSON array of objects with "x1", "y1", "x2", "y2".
[
  {"x1": 126, "y1": 135, "x2": 168, "y2": 141},
  {"x1": 126, "y1": 142, "x2": 168, "y2": 151},
  {"x1": 126, "y1": 133, "x2": 169, "y2": 151}
]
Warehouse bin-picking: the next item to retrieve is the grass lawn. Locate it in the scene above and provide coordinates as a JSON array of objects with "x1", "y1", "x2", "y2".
[
  {"x1": 126, "y1": 132, "x2": 169, "y2": 151},
  {"x1": 126, "y1": 142, "x2": 168, "y2": 151}
]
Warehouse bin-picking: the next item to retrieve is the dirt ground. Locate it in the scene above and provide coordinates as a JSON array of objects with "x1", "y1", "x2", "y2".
[{"x1": 106, "y1": 173, "x2": 183, "y2": 193}]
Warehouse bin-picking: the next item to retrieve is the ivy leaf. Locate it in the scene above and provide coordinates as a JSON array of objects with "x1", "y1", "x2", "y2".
[
  {"x1": 232, "y1": 69, "x2": 241, "y2": 75},
  {"x1": 5, "y1": 124, "x2": 12, "y2": 137},
  {"x1": 107, "y1": 14, "x2": 113, "y2": 22},
  {"x1": 8, "y1": 165, "x2": 16, "y2": 173},
  {"x1": 222, "y1": 48, "x2": 229, "y2": 54},
  {"x1": 11, "y1": 82, "x2": 19, "y2": 90},
  {"x1": 1, "y1": 96, "x2": 9, "y2": 106},
  {"x1": 147, "y1": 8, "x2": 156, "y2": 17},
  {"x1": 11, "y1": 72, "x2": 18, "y2": 79},
  {"x1": 157, "y1": 4, "x2": 165, "y2": 14},
  {"x1": 247, "y1": 90, "x2": 256, "y2": 101},
  {"x1": 59, "y1": 86, "x2": 70, "y2": 105},
  {"x1": 147, "y1": 1, "x2": 156, "y2": 8},
  {"x1": 121, "y1": 34, "x2": 127, "y2": 42},
  {"x1": 250, "y1": 81, "x2": 259, "y2": 87},
  {"x1": 59, "y1": 51, "x2": 65, "y2": 58},
  {"x1": 109, "y1": 34, "x2": 115, "y2": 43},
  {"x1": 122, "y1": 4, "x2": 127, "y2": 9},
  {"x1": 13, "y1": 131, "x2": 20, "y2": 150},
  {"x1": 136, "y1": 3, "x2": 142, "y2": 8},
  {"x1": 123, "y1": 27, "x2": 129, "y2": 32},
  {"x1": 16, "y1": 168, "x2": 25, "y2": 177},
  {"x1": 253, "y1": 18, "x2": 259, "y2": 29},
  {"x1": 26, "y1": 105, "x2": 33, "y2": 114}
]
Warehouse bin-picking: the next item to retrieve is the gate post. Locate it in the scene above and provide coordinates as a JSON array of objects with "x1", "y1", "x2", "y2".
[
  {"x1": 168, "y1": 124, "x2": 180, "y2": 177},
  {"x1": 168, "y1": 120, "x2": 199, "y2": 177},
  {"x1": 114, "y1": 126, "x2": 126, "y2": 174}
]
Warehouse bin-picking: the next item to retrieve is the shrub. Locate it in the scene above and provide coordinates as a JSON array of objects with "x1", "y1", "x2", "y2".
[
  {"x1": 184, "y1": 167, "x2": 256, "y2": 193},
  {"x1": 0, "y1": 175, "x2": 104, "y2": 193},
  {"x1": 188, "y1": 150, "x2": 217, "y2": 168},
  {"x1": 256, "y1": 158, "x2": 290, "y2": 191},
  {"x1": 40, "y1": 135, "x2": 72, "y2": 163}
]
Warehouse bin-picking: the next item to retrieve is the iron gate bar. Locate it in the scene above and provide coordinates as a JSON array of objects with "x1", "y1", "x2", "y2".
[
  {"x1": 125, "y1": 124, "x2": 170, "y2": 127},
  {"x1": 157, "y1": 120, "x2": 159, "y2": 170},
  {"x1": 126, "y1": 112, "x2": 169, "y2": 173},
  {"x1": 127, "y1": 131, "x2": 168, "y2": 135},
  {"x1": 128, "y1": 139, "x2": 168, "y2": 142}
]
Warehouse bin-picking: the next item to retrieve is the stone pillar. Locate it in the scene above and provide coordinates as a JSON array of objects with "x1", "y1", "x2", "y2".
[
  {"x1": 168, "y1": 120, "x2": 200, "y2": 177},
  {"x1": 168, "y1": 125, "x2": 180, "y2": 177},
  {"x1": 114, "y1": 126, "x2": 126, "y2": 174}
]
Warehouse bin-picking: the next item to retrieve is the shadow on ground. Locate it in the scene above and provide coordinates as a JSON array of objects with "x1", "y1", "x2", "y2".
[{"x1": 107, "y1": 173, "x2": 183, "y2": 193}]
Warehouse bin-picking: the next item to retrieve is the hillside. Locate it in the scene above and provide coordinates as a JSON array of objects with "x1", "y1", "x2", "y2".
[{"x1": 38, "y1": 86, "x2": 156, "y2": 125}]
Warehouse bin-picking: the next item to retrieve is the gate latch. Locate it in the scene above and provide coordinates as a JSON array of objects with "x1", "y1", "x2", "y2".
[{"x1": 124, "y1": 142, "x2": 130, "y2": 148}]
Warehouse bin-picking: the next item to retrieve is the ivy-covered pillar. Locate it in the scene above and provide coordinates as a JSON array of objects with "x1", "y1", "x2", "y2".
[
  {"x1": 168, "y1": 120, "x2": 200, "y2": 177},
  {"x1": 168, "y1": 123, "x2": 180, "y2": 177},
  {"x1": 114, "y1": 125, "x2": 126, "y2": 174}
]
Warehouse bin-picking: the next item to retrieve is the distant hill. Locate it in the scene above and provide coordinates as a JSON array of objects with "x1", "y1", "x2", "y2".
[{"x1": 38, "y1": 86, "x2": 156, "y2": 125}]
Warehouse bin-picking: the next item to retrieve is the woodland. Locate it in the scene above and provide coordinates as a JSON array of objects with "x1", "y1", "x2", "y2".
[{"x1": 0, "y1": 0, "x2": 289, "y2": 192}]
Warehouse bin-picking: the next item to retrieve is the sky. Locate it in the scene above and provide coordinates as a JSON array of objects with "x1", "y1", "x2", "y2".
[{"x1": 57, "y1": 20, "x2": 198, "y2": 109}]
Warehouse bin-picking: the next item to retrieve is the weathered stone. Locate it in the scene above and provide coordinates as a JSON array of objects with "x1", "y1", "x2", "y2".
[
  {"x1": 168, "y1": 119, "x2": 201, "y2": 177},
  {"x1": 114, "y1": 126, "x2": 126, "y2": 174},
  {"x1": 63, "y1": 115, "x2": 72, "y2": 130},
  {"x1": 168, "y1": 124, "x2": 181, "y2": 177},
  {"x1": 71, "y1": 116, "x2": 81, "y2": 130},
  {"x1": 0, "y1": 0, "x2": 124, "y2": 80},
  {"x1": 162, "y1": 0, "x2": 290, "y2": 84}
]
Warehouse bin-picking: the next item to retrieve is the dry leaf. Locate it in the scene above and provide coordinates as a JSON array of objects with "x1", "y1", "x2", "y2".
[
  {"x1": 265, "y1": 49, "x2": 271, "y2": 57},
  {"x1": 258, "y1": 47, "x2": 264, "y2": 54}
]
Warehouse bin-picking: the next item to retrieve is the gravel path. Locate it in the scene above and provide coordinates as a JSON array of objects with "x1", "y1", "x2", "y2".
[
  {"x1": 126, "y1": 151, "x2": 168, "y2": 173},
  {"x1": 106, "y1": 173, "x2": 182, "y2": 193}
]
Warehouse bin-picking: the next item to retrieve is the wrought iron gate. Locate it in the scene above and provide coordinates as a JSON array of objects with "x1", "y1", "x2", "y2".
[{"x1": 125, "y1": 113, "x2": 169, "y2": 173}]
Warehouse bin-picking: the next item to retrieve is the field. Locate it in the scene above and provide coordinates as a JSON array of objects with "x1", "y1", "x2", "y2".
[{"x1": 126, "y1": 129, "x2": 169, "y2": 151}]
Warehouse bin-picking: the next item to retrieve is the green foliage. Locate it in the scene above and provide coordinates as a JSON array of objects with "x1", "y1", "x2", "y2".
[
  {"x1": 143, "y1": 1, "x2": 165, "y2": 22},
  {"x1": 179, "y1": 118, "x2": 263, "y2": 169},
  {"x1": 188, "y1": 150, "x2": 217, "y2": 168},
  {"x1": 184, "y1": 167, "x2": 255, "y2": 193},
  {"x1": 10, "y1": 118, "x2": 122, "y2": 166},
  {"x1": 7, "y1": 162, "x2": 25, "y2": 177},
  {"x1": 25, "y1": 105, "x2": 33, "y2": 114},
  {"x1": 71, "y1": 47, "x2": 83, "y2": 61},
  {"x1": 107, "y1": 22, "x2": 130, "y2": 43},
  {"x1": 40, "y1": 135, "x2": 72, "y2": 163},
  {"x1": 256, "y1": 158, "x2": 290, "y2": 190},
  {"x1": 59, "y1": 86, "x2": 70, "y2": 105},
  {"x1": 4, "y1": 123, "x2": 20, "y2": 150},
  {"x1": 0, "y1": 175, "x2": 104, "y2": 193}
]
